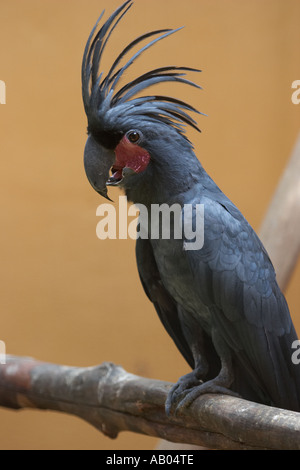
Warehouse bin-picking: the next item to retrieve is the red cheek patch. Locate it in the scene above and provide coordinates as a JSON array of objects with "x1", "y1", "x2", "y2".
[{"x1": 114, "y1": 135, "x2": 150, "y2": 176}]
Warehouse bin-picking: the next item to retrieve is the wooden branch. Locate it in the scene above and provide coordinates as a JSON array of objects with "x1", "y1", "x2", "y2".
[
  {"x1": 1, "y1": 355, "x2": 300, "y2": 450},
  {"x1": 259, "y1": 132, "x2": 300, "y2": 291}
]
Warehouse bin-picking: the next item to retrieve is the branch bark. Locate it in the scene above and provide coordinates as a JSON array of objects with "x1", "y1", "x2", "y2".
[
  {"x1": 1, "y1": 356, "x2": 300, "y2": 450},
  {"x1": 0, "y1": 134, "x2": 300, "y2": 450}
]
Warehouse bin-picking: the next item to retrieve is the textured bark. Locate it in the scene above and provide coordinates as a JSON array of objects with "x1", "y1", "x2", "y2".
[{"x1": 0, "y1": 356, "x2": 300, "y2": 450}]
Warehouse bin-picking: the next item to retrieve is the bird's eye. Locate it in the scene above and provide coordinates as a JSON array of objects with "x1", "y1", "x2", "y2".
[{"x1": 127, "y1": 130, "x2": 141, "y2": 144}]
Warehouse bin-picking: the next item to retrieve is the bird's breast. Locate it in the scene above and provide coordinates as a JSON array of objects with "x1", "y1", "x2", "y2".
[{"x1": 151, "y1": 238, "x2": 212, "y2": 333}]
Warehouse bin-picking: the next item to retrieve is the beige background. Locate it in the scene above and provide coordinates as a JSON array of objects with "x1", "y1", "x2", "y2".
[{"x1": 0, "y1": 0, "x2": 299, "y2": 450}]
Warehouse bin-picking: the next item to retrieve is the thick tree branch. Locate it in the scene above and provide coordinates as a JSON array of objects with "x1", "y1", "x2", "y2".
[
  {"x1": 0, "y1": 356, "x2": 300, "y2": 450},
  {"x1": 0, "y1": 134, "x2": 300, "y2": 450}
]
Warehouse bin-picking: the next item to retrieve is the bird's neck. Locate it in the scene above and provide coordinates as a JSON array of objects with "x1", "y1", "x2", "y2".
[{"x1": 125, "y1": 148, "x2": 204, "y2": 207}]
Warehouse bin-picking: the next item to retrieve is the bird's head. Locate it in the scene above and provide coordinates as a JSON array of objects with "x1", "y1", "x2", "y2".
[{"x1": 82, "y1": 0, "x2": 203, "y2": 204}]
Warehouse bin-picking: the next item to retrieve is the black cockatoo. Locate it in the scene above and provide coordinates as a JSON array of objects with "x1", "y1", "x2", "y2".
[{"x1": 82, "y1": 1, "x2": 300, "y2": 414}]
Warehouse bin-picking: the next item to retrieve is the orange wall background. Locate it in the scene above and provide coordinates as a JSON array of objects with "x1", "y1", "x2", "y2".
[{"x1": 0, "y1": 0, "x2": 299, "y2": 450}]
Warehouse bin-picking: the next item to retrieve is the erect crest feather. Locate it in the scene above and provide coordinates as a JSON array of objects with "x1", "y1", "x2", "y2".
[{"x1": 82, "y1": 1, "x2": 204, "y2": 139}]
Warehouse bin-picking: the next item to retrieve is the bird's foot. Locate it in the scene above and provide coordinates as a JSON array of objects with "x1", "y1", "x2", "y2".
[
  {"x1": 165, "y1": 369, "x2": 205, "y2": 417},
  {"x1": 165, "y1": 375, "x2": 240, "y2": 417}
]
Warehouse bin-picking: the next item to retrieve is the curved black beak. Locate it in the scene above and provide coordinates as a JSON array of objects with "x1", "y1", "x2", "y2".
[{"x1": 84, "y1": 135, "x2": 115, "y2": 201}]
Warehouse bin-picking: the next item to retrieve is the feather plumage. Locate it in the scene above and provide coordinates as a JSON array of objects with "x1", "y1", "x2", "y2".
[
  {"x1": 82, "y1": 0, "x2": 203, "y2": 140},
  {"x1": 82, "y1": 2, "x2": 300, "y2": 415}
]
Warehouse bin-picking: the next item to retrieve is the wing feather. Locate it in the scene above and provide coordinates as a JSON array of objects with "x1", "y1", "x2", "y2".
[{"x1": 184, "y1": 192, "x2": 300, "y2": 410}]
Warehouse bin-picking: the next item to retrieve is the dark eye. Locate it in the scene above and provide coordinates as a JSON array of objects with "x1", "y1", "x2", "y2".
[{"x1": 127, "y1": 130, "x2": 141, "y2": 144}]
